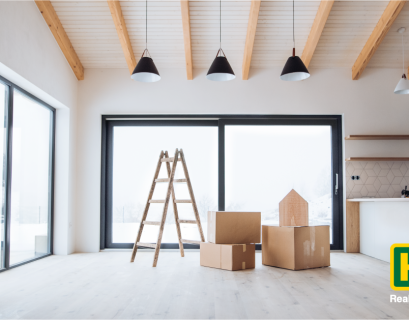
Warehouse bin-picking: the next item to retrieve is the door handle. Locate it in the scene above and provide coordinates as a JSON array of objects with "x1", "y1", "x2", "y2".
[{"x1": 335, "y1": 173, "x2": 338, "y2": 196}]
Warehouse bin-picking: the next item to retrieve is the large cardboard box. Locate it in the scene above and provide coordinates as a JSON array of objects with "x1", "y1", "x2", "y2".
[
  {"x1": 207, "y1": 211, "x2": 261, "y2": 244},
  {"x1": 279, "y1": 189, "x2": 308, "y2": 227},
  {"x1": 200, "y1": 242, "x2": 255, "y2": 271},
  {"x1": 262, "y1": 225, "x2": 330, "y2": 270}
]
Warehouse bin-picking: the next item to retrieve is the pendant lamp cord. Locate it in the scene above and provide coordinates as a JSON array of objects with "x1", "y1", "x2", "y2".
[
  {"x1": 293, "y1": 0, "x2": 295, "y2": 51},
  {"x1": 220, "y1": 0, "x2": 221, "y2": 50},
  {"x1": 402, "y1": 33, "x2": 405, "y2": 75},
  {"x1": 146, "y1": 0, "x2": 147, "y2": 50}
]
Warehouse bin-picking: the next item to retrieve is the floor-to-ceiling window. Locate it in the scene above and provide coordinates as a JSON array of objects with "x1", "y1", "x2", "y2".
[
  {"x1": 0, "y1": 83, "x2": 7, "y2": 270},
  {"x1": 0, "y1": 76, "x2": 55, "y2": 271},
  {"x1": 102, "y1": 116, "x2": 343, "y2": 250}
]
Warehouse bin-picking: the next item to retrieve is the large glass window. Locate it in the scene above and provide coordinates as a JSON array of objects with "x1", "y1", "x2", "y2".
[
  {"x1": 9, "y1": 90, "x2": 53, "y2": 266},
  {"x1": 0, "y1": 77, "x2": 55, "y2": 271},
  {"x1": 225, "y1": 125, "x2": 333, "y2": 242},
  {"x1": 103, "y1": 117, "x2": 343, "y2": 250},
  {"x1": 108, "y1": 124, "x2": 218, "y2": 247},
  {"x1": 0, "y1": 83, "x2": 7, "y2": 270}
]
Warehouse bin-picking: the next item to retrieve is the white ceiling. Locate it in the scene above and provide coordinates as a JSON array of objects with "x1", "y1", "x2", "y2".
[{"x1": 51, "y1": 1, "x2": 409, "y2": 71}]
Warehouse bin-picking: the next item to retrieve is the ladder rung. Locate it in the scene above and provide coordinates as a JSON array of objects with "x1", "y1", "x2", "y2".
[
  {"x1": 174, "y1": 179, "x2": 187, "y2": 183},
  {"x1": 149, "y1": 200, "x2": 166, "y2": 203},
  {"x1": 178, "y1": 219, "x2": 197, "y2": 224},
  {"x1": 161, "y1": 157, "x2": 181, "y2": 162},
  {"x1": 143, "y1": 221, "x2": 161, "y2": 226},
  {"x1": 137, "y1": 242, "x2": 156, "y2": 248},
  {"x1": 181, "y1": 239, "x2": 201, "y2": 244},
  {"x1": 174, "y1": 200, "x2": 192, "y2": 203},
  {"x1": 155, "y1": 178, "x2": 170, "y2": 183}
]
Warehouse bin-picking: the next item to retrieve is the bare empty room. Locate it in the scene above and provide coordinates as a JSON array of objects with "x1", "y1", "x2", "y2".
[{"x1": 1, "y1": 0, "x2": 409, "y2": 319}]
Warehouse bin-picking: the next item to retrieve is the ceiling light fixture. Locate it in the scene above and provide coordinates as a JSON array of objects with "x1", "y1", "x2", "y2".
[
  {"x1": 131, "y1": 0, "x2": 160, "y2": 82},
  {"x1": 206, "y1": 0, "x2": 235, "y2": 81},
  {"x1": 280, "y1": 0, "x2": 310, "y2": 81},
  {"x1": 394, "y1": 27, "x2": 409, "y2": 94}
]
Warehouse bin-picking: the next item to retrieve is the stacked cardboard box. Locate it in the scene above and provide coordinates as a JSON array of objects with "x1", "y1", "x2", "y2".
[
  {"x1": 200, "y1": 211, "x2": 261, "y2": 271},
  {"x1": 262, "y1": 189, "x2": 330, "y2": 270}
]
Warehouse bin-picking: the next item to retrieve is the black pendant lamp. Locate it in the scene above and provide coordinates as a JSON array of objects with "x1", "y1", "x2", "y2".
[
  {"x1": 206, "y1": 0, "x2": 235, "y2": 81},
  {"x1": 131, "y1": 0, "x2": 160, "y2": 82},
  {"x1": 280, "y1": 0, "x2": 310, "y2": 81}
]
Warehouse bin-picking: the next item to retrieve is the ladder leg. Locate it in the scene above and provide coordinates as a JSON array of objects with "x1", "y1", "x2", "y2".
[
  {"x1": 131, "y1": 151, "x2": 164, "y2": 262},
  {"x1": 165, "y1": 151, "x2": 185, "y2": 258},
  {"x1": 179, "y1": 149, "x2": 205, "y2": 242},
  {"x1": 152, "y1": 148, "x2": 179, "y2": 267}
]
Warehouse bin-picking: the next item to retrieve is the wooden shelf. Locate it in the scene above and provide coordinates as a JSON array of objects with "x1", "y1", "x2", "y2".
[
  {"x1": 346, "y1": 157, "x2": 409, "y2": 161},
  {"x1": 345, "y1": 135, "x2": 409, "y2": 140}
]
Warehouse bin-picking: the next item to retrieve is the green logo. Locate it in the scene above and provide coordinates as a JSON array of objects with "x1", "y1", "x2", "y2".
[{"x1": 391, "y1": 244, "x2": 409, "y2": 291}]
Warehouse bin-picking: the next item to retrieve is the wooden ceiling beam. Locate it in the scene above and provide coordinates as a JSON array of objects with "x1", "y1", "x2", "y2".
[
  {"x1": 301, "y1": 0, "x2": 334, "y2": 69},
  {"x1": 352, "y1": 0, "x2": 406, "y2": 80},
  {"x1": 108, "y1": 0, "x2": 136, "y2": 75},
  {"x1": 242, "y1": 0, "x2": 261, "y2": 80},
  {"x1": 35, "y1": 1, "x2": 84, "y2": 80},
  {"x1": 181, "y1": 0, "x2": 193, "y2": 80}
]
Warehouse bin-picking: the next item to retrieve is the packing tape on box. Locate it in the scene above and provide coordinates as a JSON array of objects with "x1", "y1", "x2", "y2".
[
  {"x1": 242, "y1": 244, "x2": 246, "y2": 252},
  {"x1": 242, "y1": 262, "x2": 246, "y2": 270}
]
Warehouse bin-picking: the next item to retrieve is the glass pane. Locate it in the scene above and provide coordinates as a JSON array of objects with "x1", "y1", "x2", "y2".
[
  {"x1": 112, "y1": 126, "x2": 218, "y2": 244},
  {"x1": 225, "y1": 126, "x2": 333, "y2": 243},
  {"x1": 9, "y1": 90, "x2": 52, "y2": 265},
  {"x1": 0, "y1": 83, "x2": 6, "y2": 269}
]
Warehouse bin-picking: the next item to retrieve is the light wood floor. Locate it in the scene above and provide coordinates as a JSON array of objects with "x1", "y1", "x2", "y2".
[{"x1": 0, "y1": 251, "x2": 408, "y2": 319}]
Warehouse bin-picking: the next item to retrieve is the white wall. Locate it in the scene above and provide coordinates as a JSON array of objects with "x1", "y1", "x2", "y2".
[
  {"x1": 77, "y1": 67, "x2": 409, "y2": 253},
  {"x1": 0, "y1": 1, "x2": 78, "y2": 255}
]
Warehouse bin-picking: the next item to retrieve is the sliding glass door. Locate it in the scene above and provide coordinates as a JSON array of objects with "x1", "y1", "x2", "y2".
[
  {"x1": 0, "y1": 76, "x2": 55, "y2": 271},
  {"x1": 224, "y1": 124, "x2": 333, "y2": 243},
  {"x1": 102, "y1": 116, "x2": 343, "y2": 250},
  {"x1": 105, "y1": 121, "x2": 218, "y2": 248}
]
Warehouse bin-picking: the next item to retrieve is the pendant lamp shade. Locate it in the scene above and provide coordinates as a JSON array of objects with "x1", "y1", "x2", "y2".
[
  {"x1": 280, "y1": 52, "x2": 310, "y2": 81},
  {"x1": 206, "y1": 54, "x2": 235, "y2": 81},
  {"x1": 206, "y1": 0, "x2": 235, "y2": 81},
  {"x1": 394, "y1": 74, "x2": 409, "y2": 94},
  {"x1": 131, "y1": 0, "x2": 160, "y2": 83},
  {"x1": 280, "y1": 0, "x2": 310, "y2": 82},
  {"x1": 131, "y1": 56, "x2": 161, "y2": 83}
]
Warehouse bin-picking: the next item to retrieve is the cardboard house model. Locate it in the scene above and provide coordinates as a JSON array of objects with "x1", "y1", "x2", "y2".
[{"x1": 279, "y1": 189, "x2": 308, "y2": 227}]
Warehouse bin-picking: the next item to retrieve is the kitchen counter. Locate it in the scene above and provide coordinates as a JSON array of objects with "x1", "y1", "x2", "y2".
[
  {"x1": 346, "y1": 198, "x2": 409, "y2": 262},
  {"x1": 347, "y1": 198, "x2": 409, "y2": 202}
]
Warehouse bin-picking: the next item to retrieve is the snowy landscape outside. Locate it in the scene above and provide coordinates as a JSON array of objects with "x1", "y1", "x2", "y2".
[{"x1": 112, "y1": 125, "x2": 332, "y2": 244}]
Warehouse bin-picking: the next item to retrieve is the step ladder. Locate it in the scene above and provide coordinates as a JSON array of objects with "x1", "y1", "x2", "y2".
[{"x1": 130, "y1": 148, "x2": 205, "y2": 267}]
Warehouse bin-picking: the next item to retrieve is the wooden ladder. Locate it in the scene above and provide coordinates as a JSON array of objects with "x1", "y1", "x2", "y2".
[{"x1": 130, "y1": 148, "x2": 205, "y2": 267}]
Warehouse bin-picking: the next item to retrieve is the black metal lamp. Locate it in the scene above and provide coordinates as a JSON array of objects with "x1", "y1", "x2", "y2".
[
  {"x1": 280, "y1": 0, "x2": 310, "y2": 81},
  {"x1": 206, "y1": 0, "x2": 235, "y2": 81},
  {"x1": 131, "y1": 0, "x2": 160, "y2": 83}
]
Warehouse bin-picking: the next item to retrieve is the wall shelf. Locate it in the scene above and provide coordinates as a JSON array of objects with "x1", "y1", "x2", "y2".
[
  {"x1": 345, "y1": 135, "x2": 409, "y2": 140},
  {"x1": 346, "y1": 157, "x2": 409, "y2": 161}
]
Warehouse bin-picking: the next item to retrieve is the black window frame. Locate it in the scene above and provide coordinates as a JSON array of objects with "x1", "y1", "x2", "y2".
[
  {"x1": 101, "y1": 115, "x2": 343, "y2": 251},
  {"x1": 0, "y1": 75, "x2": 56, "y2": 272}
]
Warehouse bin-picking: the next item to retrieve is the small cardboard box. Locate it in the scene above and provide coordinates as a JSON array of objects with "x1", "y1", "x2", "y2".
[
  {"x1": 279, "y1": 189, "x2": 309, "y2": 227},
  {"x1": 262, "y1": 225, "x2": 330, "y2": 270},
  {"x1": 200, "y1": 242, "x2": 255, "y2": 271},
  {"x1": 207, "y1": 211, "x2": 261, "y2": 244}
]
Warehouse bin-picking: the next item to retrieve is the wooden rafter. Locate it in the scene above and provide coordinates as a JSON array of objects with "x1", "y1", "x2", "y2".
[
  {"x1": 35, "y1": 1, "x2": 84, "y2": 80},
  {"x1": 301, "y1": 0, "x2": 334, "y2": 69},
  {"x1": 181, "y1": 0, "x2": 193, "y2": 80},
  {"x1": 108, "y1": 1, "x2": 136, "y2": 74},
  {"x1": 352, "y1": 0, "x2": 406, "y2": 80},
  {"x1": 242, "y1": 0, "x2": 261, "y2": 80}
]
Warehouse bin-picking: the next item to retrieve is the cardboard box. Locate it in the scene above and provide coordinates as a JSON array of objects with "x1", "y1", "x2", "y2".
[
  {"x1": 279, "y1": 189, "x2": 308, "y2": 227},
  {"x1": 262, "y1": 225, "x2": 330, "y2": 270},
  {"x1": 200, "y1": 243, "x2": 255, "y2": 271},
  {"x1": 207, "y1": 211, "x2": 261, "y2": 244}
]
